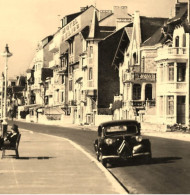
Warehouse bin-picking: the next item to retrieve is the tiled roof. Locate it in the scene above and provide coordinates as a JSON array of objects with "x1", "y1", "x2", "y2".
[
  {"x1": 167, "y1": 3, "x2": 187, "y2": 24},
  {"x1": 141, "y1": 27, "x2": 164, "y2": 46},
  {"x1": 140, "y1": 16, "x2": 168, "y2": 43}
]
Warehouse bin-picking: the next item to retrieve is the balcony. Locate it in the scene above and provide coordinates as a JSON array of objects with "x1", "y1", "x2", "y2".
[
  {"x1": 157, "y1": 82, "x2": 187, "y2": 94},
  {"x1": 129, "y1": 100, "x2": 156, "y2": 107},
  {"x1": 57, "y1": 66, "x2": 67, "y2": 74},
  {"x1": 123, "y1": 72, "x2": 156, "y2": 83},
  {"x1": 155, "y1": 47, "x2": 187, "y2": 61},
  {"x1": 49, "y1": 42, "x2": 59, "y2": 53}
]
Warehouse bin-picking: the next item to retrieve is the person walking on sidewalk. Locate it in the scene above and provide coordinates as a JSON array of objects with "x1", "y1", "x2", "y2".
[{"x1": 0, "y1": 124, "x2": 19, "y2": 148}]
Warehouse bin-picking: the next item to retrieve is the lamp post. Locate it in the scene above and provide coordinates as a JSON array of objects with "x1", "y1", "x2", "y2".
[{"x1": 1, "y1": 44, "x2": 12, "y2": 137}]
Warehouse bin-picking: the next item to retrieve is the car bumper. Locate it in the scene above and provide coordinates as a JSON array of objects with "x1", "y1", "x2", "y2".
[{"x1": 102, "y1": 152, "x2": 151, "y2": 160}]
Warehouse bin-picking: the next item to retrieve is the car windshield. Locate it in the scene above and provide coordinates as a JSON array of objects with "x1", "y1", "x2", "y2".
[{"x1": 104, "y1": 124, "x2": 138, "y2": 135}]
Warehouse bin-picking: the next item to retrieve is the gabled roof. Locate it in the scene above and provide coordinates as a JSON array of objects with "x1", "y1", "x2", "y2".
[
  {"x1": 87, "y1": 10, "x2": 116, "y2": 40},
  {"x1": 99, "y1": 24, "x2": 131, "y2": 69},
  {"x1": 141, "y1": 26, "x2": 168, "y2": 46},
  {"x1": 140, "y1": 16, "x2": 168, "y2": 43},
  {"x1": 167, "y1": 3, "x2": 187, "y2": 24}
]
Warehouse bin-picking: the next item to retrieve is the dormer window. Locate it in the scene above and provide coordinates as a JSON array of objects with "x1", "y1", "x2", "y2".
[
  {"x1": 175, "y1": 36, "x2": 179, "y2": 47},
  {"x1": 133, "y1": 52, "x2": 138, "y2": 65}
]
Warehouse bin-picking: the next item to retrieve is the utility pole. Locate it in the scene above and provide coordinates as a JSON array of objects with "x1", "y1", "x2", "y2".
[{"x1": 1, "y1": 44, "x2": 12, "y2": 138}]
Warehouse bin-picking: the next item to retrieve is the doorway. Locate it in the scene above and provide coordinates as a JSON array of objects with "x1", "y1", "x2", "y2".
[
  {"x1": 177, "y1": 96, "x2": 185, "y2": 124},
  {"x1": 145, "y1": 84, "x2": 152, "y2": 100}
]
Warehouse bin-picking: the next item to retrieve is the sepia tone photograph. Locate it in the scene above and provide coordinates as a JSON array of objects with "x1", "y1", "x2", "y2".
[{"x1": 0, "y1": 0, "x2": 190, "y2": 194}]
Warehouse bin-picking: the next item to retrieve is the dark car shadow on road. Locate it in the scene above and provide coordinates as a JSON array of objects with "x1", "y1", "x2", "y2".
[
  {"x1": 2, "y1": 155, "x2": 54, "y2": 160},
  {"x1": 109, "y1": 157, "x2": 182, "y2": 168}
]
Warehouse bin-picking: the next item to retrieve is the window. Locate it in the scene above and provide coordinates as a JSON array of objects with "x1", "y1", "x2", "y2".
[
  {"x1": 61, "y1": 57, "x2": 64, "y2": 67},
  {"x1": 133, "y1": 52, "x2": 138, "y2": 64},
  {"x1": 69, "y1": 66, "x2": 73, "y2": 74},
  {"x1": 70, "y1": 41, "x2": 74, "y2": 54},
  {"x1": 167, "y1": 96, "x2": 174, "y2": 115},
  {"x1": 62, "y1": 75, "x2": 64, "y2": 84},
  {"x1": 69, "y1": 80, "x2": 73, "y2": 91},
  {"x1": 89, "y1": 46, "x2": 93, "y2": 57},
  {"x1": 82, "y1": 58, "x2": 85, "y2": 66},
  {"x1": 133, "y1": 84, "x2": 141, "y2": 100},
  {"x1": 61, "y1": 92, "x2": 64, "y2": 102},
  {"x1": 168, "y1": 63, "x2": 174, "y2": 81},
  {"x1": 177, "y1": 63, "x2": 186, "y2": 82},
  {"x1": 175, "y1": 36, "x2": 179, "y2": 47},
  {"x1": 88, "y1": 67, "x2": 93, "y2": 80}
]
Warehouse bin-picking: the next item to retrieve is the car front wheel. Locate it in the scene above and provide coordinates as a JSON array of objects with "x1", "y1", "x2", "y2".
[{"x1": 99, "y1": 152, "x2": 107, "y2": 167}]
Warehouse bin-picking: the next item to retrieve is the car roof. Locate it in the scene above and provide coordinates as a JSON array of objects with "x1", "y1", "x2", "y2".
[{"x1": 99, "y1": 120, "x2": 139, "y2": 127}]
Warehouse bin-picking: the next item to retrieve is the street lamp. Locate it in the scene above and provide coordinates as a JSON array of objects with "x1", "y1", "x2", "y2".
[{"x1": 1, "y1": 44, "x2": 12, "y2": 137}]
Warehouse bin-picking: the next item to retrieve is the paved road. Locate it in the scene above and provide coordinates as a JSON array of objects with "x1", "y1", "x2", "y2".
[
  {"x1": 0, "y1": 125, "x2": 126, "y2": 194},
  {"x1": 8, "y1": 120, "x2": 190, "y2": 194}
]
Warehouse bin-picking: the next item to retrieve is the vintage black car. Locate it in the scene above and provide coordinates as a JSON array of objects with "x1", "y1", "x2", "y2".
[{"x1": 94, "y1": 120, "x2": 152, "y2": 167}]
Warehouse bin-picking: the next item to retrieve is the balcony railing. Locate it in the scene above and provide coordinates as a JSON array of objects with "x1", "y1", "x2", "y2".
[
  {"x1": 123, "y1": 72, "x2": 156, "y2": 82},
  {"x1": 156, "y1": 47, "x2": 187, "y2": 61},
  {"x1": 129, "y1": 100, "x2": 156, "y2": 107},
  {"x1": 157, "y1": 82, "x2": 187, "y2": 93},
  {"x1": 57, "y1": 66, "x2": 67, "y2": 74}
]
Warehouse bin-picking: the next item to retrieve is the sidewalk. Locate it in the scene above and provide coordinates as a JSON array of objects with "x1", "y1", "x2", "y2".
[{"x1": 0, "y1": 128, "x2": 126, "y2": 194}]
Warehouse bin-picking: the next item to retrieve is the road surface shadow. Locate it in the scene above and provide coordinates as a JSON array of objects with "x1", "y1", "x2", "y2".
[
  {"x1": 2, "y1": 155, "x2": 54, "y2": 160},
  {"x1": 109, "y1": 156, "x2": 182, "y2": 168}
]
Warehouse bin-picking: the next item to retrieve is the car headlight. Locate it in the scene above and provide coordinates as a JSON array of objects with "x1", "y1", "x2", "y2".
[
  {"x1": 105, "y1": 138, "x2": 114, "y2": 145},
  {"x1": 136, "y1": 135, "x2": 142, "y2": 142}
]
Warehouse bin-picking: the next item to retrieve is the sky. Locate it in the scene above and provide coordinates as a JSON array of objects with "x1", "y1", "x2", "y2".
[{"x1": 0, "y1": 0, "x2": 179, "y2": 77}]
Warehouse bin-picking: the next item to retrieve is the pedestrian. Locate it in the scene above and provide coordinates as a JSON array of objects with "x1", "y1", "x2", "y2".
[{"x1": 0, "y1": 124, "x2": 19, "y2": 149}]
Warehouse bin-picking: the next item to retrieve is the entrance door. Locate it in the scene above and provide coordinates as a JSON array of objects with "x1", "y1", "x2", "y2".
[
  {"x1": 145, "y1": 84, "x2": 152, "y2": 100},
  {"x1": 177, "y1": 96, "x2": 185, "y2": 124}
]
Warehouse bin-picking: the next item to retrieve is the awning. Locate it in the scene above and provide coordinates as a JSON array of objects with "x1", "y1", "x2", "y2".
[
  {"x1": 44, "y1": 107, "x2": 66, "y2": 115},
  {"x1": 24, "y1": 104, "x2": 42, "y2": 111},
  {"x1": 75, "y1": 77, "x2": 83, "y2": 83}
]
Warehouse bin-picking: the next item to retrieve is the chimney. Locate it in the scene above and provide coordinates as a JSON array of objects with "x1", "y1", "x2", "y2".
[
  {"x1": 99, "y1": 10, "x2": 112, "y2": 21},
  {"x1": 80, "y1": 6, "x2": 88, "y2": 12},
  {"x1": 175, "y1": 2, "x2": 181, "y2": 16},
  {"x1": 113, "y1": 6, "x2": 128, "y2": 19}
]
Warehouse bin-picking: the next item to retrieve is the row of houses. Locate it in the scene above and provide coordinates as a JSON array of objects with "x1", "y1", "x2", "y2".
[{"x1": 3, "y1": 1, "x2": 190, "y2": 129}]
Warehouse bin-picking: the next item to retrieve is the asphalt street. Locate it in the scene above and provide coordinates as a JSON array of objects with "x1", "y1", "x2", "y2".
[{"x1": 7, "y1": 120, "x2": 190, "y2": 194}]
